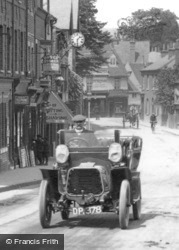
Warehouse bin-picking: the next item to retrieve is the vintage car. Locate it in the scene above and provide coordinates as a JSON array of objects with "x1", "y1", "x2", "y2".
[
  {"x1": 39, "y1": 129, "x2": 142, "y2": 229},
  {"x1": 123, "y1": 111, "x2": 139, "y2": 129}
]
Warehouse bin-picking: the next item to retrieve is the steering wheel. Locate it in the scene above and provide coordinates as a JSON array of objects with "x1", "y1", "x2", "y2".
[{"x1": 66, "y1": 137, "x2": 89, "y2": 148}]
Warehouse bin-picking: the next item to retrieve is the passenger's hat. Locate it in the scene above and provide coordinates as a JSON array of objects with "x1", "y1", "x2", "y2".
[{"x1": 72, "y1": 114, "x2": 86, "y2": 122}]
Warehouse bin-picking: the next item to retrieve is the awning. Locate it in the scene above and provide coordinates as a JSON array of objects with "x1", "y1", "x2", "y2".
[
  {"x1": 15, "y1": 81, "x2": 30, "y2": 95},
  {"x1": 83, "y1": 95, "x2": 106, "y2": 99},
  {"x1": 108, "y1": 90, "x2": 128, "y2": 98},
  {"x1": 45, "y1": 91, "x2": 73, "y2": 124}
]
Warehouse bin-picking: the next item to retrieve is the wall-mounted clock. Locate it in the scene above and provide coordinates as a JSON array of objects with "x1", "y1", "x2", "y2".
[{"x1": 71, "y1": 32, "x2": 85, "y2": 48}]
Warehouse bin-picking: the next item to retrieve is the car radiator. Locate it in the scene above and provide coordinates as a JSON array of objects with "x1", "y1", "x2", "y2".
[{"x1": 67, "y1": 168, "x2": 103, "y2": 195}]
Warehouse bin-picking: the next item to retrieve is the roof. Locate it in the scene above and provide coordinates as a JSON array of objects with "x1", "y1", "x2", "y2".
[
  {"x1": 113, "y1": 41, "x2": 150, "y2": 64},
  {"x1": 141, "y1": 54, "x2": 175, "y2": 72},
  {"x1": 108, "y1": 66, "x2": 127, "y2": 77},
  {"x1": 128, "y1": 79, "x2": 139, "y2": 92},
  {"x1": 50, "y1": 0, "x2": 79, "y2": 30},
  {"x1": 130, "y1": 63, "x2": 144, "y2": 83}
]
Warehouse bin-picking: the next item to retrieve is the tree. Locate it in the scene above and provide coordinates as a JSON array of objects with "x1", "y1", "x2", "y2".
[
  {"x1": 68, "y1": 0, "x2": 112, "y2": 113},
  {"x1": 155, "y1": 65, "x2": 179, "y2": 114},
  {"x1": 76, "y1": 0, "x2": 112, "y2": 76},
  {"x1": 118, "y1": 8, "x2": 179, "y2": 49}
]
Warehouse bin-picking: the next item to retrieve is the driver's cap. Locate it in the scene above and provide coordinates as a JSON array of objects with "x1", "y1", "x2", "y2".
[{"x1": 72, "y1": 114, "x2": 86, "y2": 122}]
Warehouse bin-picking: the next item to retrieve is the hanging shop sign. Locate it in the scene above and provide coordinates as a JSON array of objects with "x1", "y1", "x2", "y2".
[
  {"x1": 42, "y1": 55, "x2": 60, "y2": 74},
  {"x1": 45, "y1": 92, "x2": 73, "y2": 124},
  {"x1": 15, "y1": 95, "x2": 29, "y2": 105}
]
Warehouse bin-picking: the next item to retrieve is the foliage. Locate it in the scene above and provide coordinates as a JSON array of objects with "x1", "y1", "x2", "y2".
[
  {"x1": 155, "y1": 65, "x2": 179, "y2": 113},
  {"x1": 76, "y1": 0, "x2": 112, "y2": 76},
  {"x1": 68, "y1": 0, "x2": 112, "y2": 112},
  {"x1": 118, "y1": 8, "x2": 179, "y2": 49},
  {"x1": 67, "y1": 70, "x2": 83, "y2": 114}
]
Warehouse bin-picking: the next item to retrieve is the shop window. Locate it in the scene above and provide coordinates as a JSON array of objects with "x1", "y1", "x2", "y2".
[
  {"x1": 145, "y1": 98, "x2": 150, "y2": 115},
  {"x1": 152, "y1": 98, "x2": 155, "y2": 113},
  {"x1": 147, "y1": 76, "x2": 150, "y2": 90},
  {"x1": 7, "y1": 28, "x2": 11, "y2": 71},
  {"x1": 0, "y1": 102, "x2": 7, "y2": 149},
  {"x1": 15, "y1": 30, "x2": 18, "y2": 71},
  {"x1": 114, "y1": 79, "x2": 120, "y2": 89},
  {"x1": 20, "y1": 32, "x2": 24, "y2": 72}
]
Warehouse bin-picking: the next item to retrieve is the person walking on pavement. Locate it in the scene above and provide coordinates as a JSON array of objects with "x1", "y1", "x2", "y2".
[
  {"x1": 36, "y1": 135, "x2": 44, "y2": 165},
  {"x1": 31, "y1": 138, "x2": 38, "y2": 165},
  {"x1": 42, "y1": 137, "x2": 50, "y2": 165}
]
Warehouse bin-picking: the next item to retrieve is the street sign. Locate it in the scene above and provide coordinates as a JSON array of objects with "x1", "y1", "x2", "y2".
[
  {"x1": 45, "y1": 92, "x2": 73, "y2": 124},
  {"x1": 15, "y1": 95, "x2": 29, "y2": 105}
]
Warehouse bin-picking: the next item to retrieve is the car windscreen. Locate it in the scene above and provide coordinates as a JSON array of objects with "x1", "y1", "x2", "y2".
[{"x1": 61, "y1": 131, "x2": 114, "y2": 148}]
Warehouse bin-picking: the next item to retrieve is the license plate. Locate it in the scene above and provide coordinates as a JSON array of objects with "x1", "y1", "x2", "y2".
[{"x1": 72, "y1": 206, "x2": 102, "y2": 215}]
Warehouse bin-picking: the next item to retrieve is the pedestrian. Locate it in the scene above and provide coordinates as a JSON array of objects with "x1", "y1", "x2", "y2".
[
  {"x1": 42, "y1": 137, "x2": 50, "y2": 165},
  {"x1": 31, "y1": 138, "x2": 38, "y2": 165},
  {"x1": 36, "y1": 135, "x2": 44, "y2": 165},
  {"x1": 93, "y1": 104, "x2": 100, "y2": 120}
]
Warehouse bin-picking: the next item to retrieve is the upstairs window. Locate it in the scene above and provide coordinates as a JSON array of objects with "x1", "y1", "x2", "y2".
[
  {"x1": 0, "y1": 25, "x2": 3, "y2": 70},
  {"x1": 114, "y1": 79, "x2": 121, "y2": 90},
  {"x1": 110, "y1": 55, "x2": 116, "y2": 66}
]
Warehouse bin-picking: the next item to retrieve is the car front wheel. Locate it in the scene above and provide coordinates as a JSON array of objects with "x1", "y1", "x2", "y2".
[
  {"x1": 119, "y1": 180, "x2": 130, "y2": 229},
  {"x1": 39, "y1": 180, "x2": 52, "y2": 228}
]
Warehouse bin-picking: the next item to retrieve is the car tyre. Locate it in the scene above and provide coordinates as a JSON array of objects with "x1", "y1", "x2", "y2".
[
  {"x1": 133, "y1": 180, "x2": 141, "y2": 220},
  {"x1": 39, "y1": 180, "x2": 52, "y2": 228},
  {"x1": 119, "y1": 180, "x2": 130, "y2": 229}
]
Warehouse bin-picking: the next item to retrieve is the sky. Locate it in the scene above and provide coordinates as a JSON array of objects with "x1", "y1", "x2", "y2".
[{"x1": 95, "y1": 0, "x2": 179, "y2": 29}]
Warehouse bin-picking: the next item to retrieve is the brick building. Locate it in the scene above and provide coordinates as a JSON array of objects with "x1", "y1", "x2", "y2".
[{"x1": 0, "y1": 0, "x2": 56, "y2": 170}]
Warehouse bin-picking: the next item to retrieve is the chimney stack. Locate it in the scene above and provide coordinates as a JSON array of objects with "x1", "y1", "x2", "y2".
[{"x1": 129, "y1": 40, "x2": 135, "y2": 63}]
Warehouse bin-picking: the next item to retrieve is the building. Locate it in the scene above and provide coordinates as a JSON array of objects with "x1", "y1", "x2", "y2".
[
  {"x1": 140, "y1": 41, "x2": 179, "y2": 127},
  {"x1": 0, "y1": 0, "x2": 80, "y2": 170}
]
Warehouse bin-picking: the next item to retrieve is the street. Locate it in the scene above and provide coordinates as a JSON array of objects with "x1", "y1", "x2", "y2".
[{"x1": 0, "y1": 120, "x2": 179, "y2": 250}]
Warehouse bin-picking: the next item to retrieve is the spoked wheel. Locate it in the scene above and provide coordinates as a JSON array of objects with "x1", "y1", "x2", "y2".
[
  {"x1": 133, "y1": 180, "x2": 142, "y2": 220},
  {"x1": 39, "y1": 180, "x2": 52, "y2": 228},
  {"x1": 119, "y1": 180, "x2": 130, "y2": 229}
]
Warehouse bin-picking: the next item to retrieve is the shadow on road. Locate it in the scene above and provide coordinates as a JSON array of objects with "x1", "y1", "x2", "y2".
[{"x1": 50, "y1": 212, "x2": 158, "y2": 230}]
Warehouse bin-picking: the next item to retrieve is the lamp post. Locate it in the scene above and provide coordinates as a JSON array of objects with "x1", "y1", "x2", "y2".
[{"x1": 87, "y1": 76, "x2": 93, "y2": 130}]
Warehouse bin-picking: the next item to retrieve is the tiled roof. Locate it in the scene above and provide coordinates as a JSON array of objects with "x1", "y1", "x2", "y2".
[
  {"x1": 128, "y1": 79, "x2": 139, "y2": 92},
  {"x1": 130, "y1": 63, "x2": 144, "y2": 83},
  {"x1": 50, "y1": 0, "x2": 79, "y2": 30},
  {"x1": 114, "y1": 41, "x2": 150, "y2": 64},
  {"x1": 141, "y1": 54, "x2": 175, "y2": 71},
  {"x1": 108, "y1": 66, "x2": 127, "y2": 77}
]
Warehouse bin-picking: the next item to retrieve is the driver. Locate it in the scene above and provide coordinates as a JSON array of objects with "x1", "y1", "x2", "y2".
[{"x1": 65, "y1": 115, "x2": 99, "y2": 147}]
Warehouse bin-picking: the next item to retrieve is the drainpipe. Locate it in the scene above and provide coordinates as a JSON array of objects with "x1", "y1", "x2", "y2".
[
  {"x1": 12, "y1": 0, "x2": 14, "y2": 76},
  {"x1": 25, "y1": 0, "x2": 28, "y2": 77}
]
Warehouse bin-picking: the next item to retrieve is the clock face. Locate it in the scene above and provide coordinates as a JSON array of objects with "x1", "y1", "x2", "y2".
[{"x1": 71, "y1": 32, "x2": 85, "y2": 48}]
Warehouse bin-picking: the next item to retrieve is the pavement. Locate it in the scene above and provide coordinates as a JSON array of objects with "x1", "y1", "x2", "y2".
[{"x1": 0, "y1": 117, "x2": 179, "y2": 193}]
